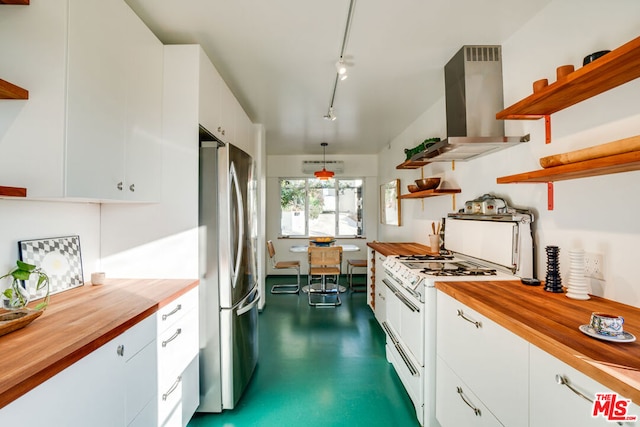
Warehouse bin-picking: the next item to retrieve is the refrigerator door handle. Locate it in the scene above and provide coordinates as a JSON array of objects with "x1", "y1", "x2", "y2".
[
  {"x1": 229, "y1": 162, "x2": 245, "y2": 289},
  {"x1": 237, "y1": 291, "x2": 260, "y2": 316}
]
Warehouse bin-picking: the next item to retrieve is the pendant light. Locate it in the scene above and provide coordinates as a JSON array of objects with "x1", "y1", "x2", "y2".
[{"x1": 314, "y1": 142, "x2": 335, "y2": 180}]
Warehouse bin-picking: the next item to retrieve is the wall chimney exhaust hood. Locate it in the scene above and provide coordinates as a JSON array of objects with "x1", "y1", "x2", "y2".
[{"x1": 411, "y1": 45, "x2": 529, "y2": 163}]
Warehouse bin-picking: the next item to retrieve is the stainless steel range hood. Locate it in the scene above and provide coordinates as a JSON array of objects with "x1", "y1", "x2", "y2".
[{"x1": 411, "y1": 45, "x2": 529, "y2": 163}]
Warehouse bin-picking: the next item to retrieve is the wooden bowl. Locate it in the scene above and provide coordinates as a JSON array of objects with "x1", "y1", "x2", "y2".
[
  {"x1": 533, "y1": 78, "x2": 548, "y2": 93},
  {"x1": 556, "y1": 65, "x2": 575, "y2": 80},
  {"x1": 407, "y1": 184, "x2": 420, "y2": 193},
  {"x1": 414, "y1": 177, "x2": 441, "y2": 190}
]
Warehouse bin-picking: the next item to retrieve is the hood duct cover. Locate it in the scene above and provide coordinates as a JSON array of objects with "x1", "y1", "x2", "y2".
[{"x1": 411, "y1": 45, "x2": 529, "y2": 163}]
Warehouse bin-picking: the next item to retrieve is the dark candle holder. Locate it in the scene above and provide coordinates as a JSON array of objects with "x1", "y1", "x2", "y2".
[{"x1": 544, "y1": 245, "x2": 563, "y2": 293}]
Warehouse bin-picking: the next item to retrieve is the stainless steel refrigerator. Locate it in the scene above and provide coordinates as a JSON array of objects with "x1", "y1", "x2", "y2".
[{"x1": 198, "y1": 126, "x2": 259, "y2": 412}]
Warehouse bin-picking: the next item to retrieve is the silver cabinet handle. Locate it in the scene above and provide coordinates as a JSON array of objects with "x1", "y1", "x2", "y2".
[
  {"x1": 116, "y1": 345, "x2": 124, "y2": 357},
  {"x1": 129, "y1": 184, "x2": 135, "y2": 192},
  {"x1": 162, "y1": 328, "x2": 182, "y2": 347},
  {"x1": 457, "y1": 386, "x2": 481, "y2": 416},
  {"x1": 457, "y1": 309, "x2": 482, "y2": 328},
  {"x1": 117, "y1": 182, "x2": 123, "y2": 191},
  {"x1": 162, "y1": 304, "x2": 182, "y2": 321},
  {"x1": 555, "y1": 375, "x2": 624, "y2": 426},
  {"x1": 162, "y1": 376, "x2": 182, "y2": 401}
]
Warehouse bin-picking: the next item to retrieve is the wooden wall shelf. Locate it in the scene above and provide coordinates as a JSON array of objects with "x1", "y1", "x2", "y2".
[
  {"x1": 0, "y1": 186, "x2": 27, "y2": 197},
  {"x1": 496, "y1": 35, "x2": 640, "y2": 143},
  {"x1": 0, "y1": 1, "x2": 30, "y2": 4},
  {"x1": 496, "y1": 151, "x2": 640, "y2": 184},
  {"x1": 399, "y1": 188, "x2": 461, "y2": 199},
  {"x1": 0, "y1": 79, "x2": 29, "y2": 99},
  {"x1": 396, "y1": 159, "x2": 430, "y2": 169}
]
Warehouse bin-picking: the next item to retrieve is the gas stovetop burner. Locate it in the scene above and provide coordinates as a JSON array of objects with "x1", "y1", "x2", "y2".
[
  {"x1": 396, "y1": 253, "x2": 454, "y2": 261},
  {"x1": 419, "y1": 263, "x2": 497, "y2": 277}
]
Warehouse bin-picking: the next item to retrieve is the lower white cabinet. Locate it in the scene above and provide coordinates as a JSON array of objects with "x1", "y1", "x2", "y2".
[
  {"x1": 530, "y1": 345, "x2": 639, "y2": 427},
  {"x1": 436, "y1": 290, "x2": 529, "y2": 427},
  {"x1": 373, "y1": 251, "x2": 387, "y2": 324},
  {"x1": 0, "y1": 313, "x2": 157, "y2": 427}
]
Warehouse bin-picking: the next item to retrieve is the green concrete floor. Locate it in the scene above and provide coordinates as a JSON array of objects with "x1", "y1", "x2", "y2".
[{"x1": 188, "y1": 275, "x2": 420, "y2": 427}]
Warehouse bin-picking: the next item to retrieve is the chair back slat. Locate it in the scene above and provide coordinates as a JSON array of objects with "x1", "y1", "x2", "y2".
[
  {"x1": 267, "y1": 240, "x2": 276, "y2": 259},
  {"x1": 308, "y1": 246, "x2": 342, "y2": 267}
]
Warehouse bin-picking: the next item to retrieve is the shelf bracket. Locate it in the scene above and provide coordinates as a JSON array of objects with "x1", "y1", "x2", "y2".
[
  {"x1": 547, "y1": 182, "x2": 554, "y2": 210},
  {"x1": 452, "y1": 194, "x2": 456, "y2": 211},
  {"x1": 545, "y1": 115, "x2": 551, "y2": 144}
]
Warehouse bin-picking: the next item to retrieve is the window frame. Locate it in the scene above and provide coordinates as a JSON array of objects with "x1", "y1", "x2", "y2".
[{"x1": 278, "y1": 177, "x2": 365, "y2": 238}]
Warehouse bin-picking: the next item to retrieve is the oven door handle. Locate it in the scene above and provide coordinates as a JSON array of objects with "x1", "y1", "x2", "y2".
[{"x1": 384, "y1": 279, "x2": 419, "y2": 312}]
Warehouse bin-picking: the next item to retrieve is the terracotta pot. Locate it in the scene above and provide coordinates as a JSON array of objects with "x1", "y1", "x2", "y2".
[
  {"x1": 533, "y1": 78, "x2": 548, "y2": 93},
  {"x1": 556, "y1": 65, "x2": 575, "y2": 80}
]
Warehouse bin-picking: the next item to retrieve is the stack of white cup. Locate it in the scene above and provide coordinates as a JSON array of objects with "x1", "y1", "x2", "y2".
[{"x1": 566, "y1": 249, "x2": 590, "y2": 300}]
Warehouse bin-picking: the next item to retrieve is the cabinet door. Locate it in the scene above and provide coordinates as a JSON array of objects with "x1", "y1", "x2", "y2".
[
  {"x1": 367, "y1": 249, "x2": 374, "y2": 309},
  {"x1": 198, "y1": 49, "x2": 221, "y2": 137},
  {"x1": 373, "y1": 252, "x2": 386, "y2": 324},
  {"x1": 219, "y1": 82, "x2": 236, "y2": 144},
  {"x1": 437, "y1": 291, "x2": 529, "y2": 427},
  {"x1": 66, "y1": 0, "x2": 127, "y2": 199},
  {"x1": 530, "y1": 345, "x2": 639, "y2": 427},
  {"x1": 436, "y1": 355, "x2": 503, "y2": 427},
  {"x1": 122, "y1": 4, "x2": 163, "y2": 202}
]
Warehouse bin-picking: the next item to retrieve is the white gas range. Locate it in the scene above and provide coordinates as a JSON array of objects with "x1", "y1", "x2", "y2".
[{"x1": 381, "y1": 211, "x2": 534, "y2": 426}]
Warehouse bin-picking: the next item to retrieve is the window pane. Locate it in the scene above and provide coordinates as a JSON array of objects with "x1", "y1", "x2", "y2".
[
  {"x1": 308, "y1": 178, "x2": 336, "y2": 237},
  {"x1": 280, "y1": 179, "x2": 306, "y2": 236},
  {"x1": 338, "y1": 179, "x2": 363, "y2": 236}
]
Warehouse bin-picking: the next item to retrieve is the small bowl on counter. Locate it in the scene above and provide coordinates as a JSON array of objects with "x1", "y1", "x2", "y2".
[{"x1": 415, "y1": 177, "x2": 441, "y2": 190}]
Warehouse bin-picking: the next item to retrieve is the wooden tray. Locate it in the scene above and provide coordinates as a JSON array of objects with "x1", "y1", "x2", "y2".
[{"x1": 0, "y1": 309, "x2": 43, "y2": 337}]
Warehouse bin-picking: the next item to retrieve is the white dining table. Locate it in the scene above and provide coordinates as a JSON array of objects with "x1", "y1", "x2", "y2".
[{"x1": 289, "y1": 244, "x2": 361, "y2": 293}]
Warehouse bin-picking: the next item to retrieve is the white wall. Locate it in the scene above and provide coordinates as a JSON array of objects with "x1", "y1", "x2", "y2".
[
  {"x1": 377, "y1": 0, "x2": 640, "y2": 307},
  {"x1": 266, "y1": 154, "x2": 378, "y2": 274}
]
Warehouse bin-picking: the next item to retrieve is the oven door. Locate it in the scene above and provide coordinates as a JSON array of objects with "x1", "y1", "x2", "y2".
[{"x1": 383, "y1": 276, "x2": 424, "y2": 364}]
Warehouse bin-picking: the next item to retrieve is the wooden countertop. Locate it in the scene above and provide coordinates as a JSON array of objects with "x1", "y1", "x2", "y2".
[
  {"x1": 0, "y1": 278, "x2": 198, "y2": 409},
  {"x1": 366, "y1": 241, "x2": 434, "y2": 257},
  {"x1": 436, "y1": 280, "x2": 640, "y2": 404}
]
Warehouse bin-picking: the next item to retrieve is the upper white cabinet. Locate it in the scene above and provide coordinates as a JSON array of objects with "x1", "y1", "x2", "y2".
[{"x1": 0, "y1": 0, "x2": 162, "y2": 201}]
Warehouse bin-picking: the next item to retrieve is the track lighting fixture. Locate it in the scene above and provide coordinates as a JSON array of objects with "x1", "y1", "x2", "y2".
[
  {"x1": 314, "y1": 142, "x2": 335, "y2": 180},
  {"x1": 323, "y1": 107, "x2": 337, "y2": 121}
]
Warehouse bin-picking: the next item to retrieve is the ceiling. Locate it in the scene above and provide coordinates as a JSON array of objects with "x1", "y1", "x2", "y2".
[{"x1": 125, "y1": 0, "x2": 552, "y2": 156}]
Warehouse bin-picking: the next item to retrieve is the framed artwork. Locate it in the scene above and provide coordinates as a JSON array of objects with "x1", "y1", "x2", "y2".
[
  {"x1": 18, "y1": 235, "x2": 84, "y2": 299},
  {"x1": 380, "y1": 179, "x2": 401, "y2": 226}
]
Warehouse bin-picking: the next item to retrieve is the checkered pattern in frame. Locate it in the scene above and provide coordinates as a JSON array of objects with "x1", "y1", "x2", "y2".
[{"x1": 19, "y1": 236, "x2": 84, "y2": 298}]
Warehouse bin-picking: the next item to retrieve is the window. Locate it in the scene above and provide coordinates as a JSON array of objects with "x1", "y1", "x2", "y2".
[{"x1": 280, "y1": 178, "x2": 364, "y2": 237}]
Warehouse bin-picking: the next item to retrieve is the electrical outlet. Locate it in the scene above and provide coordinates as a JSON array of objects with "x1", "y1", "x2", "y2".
[{"x1": 584, "y1": 252, "x2": 604, "y2": 280}]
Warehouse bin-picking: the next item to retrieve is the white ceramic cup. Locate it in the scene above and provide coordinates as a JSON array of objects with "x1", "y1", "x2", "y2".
[
  {"x1": 590, "y1": 312, "x2": 624, "y2": 336},
  {"x1": 428, "y1": 234, "x2": 439, "y2": 253},
  {"x1": 91, "y1": 272, "x2": 106, "y2": 286}
]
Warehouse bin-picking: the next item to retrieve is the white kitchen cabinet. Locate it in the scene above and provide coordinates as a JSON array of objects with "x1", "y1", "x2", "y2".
[
  {"x1": 436, "y1": 290, "x2": 529, "y2": 427},
  {"x1": 0, "y1": 314, "x2": 157, "y2": 427},
  {"x1": 530, "y1": 344, "x2": 640, "y2": 427},
  {"x1": 0, "y1": 0, "x2": 162, "y2": 201},
  {"x1": 374, "y1": 251, "x2": 387, "y2": 324},
  {"x1": 157, "y1": 287, "x2": 200, "y2": 427},
  {"x1": 66, "y1": 0, "x2": 162, "y2": 201},
  {"x1": 436, "y1": 355, "x2": 503, "y2": 427}
]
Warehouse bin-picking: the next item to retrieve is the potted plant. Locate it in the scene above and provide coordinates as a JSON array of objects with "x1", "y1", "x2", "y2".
[{"x1": 1, "y1": 260, "x2": 50, "y2": 311}]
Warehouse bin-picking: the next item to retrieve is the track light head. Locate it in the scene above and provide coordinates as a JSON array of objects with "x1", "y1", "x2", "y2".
[
  {"x1": 335, "y1": 59, "x2": 347, "y2": 75},
  {"x1": 323, "y1": 107, "x2": 337, "y2": 121}
]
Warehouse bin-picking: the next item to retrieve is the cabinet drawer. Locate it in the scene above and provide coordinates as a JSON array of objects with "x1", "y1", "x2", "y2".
[
  {"x1": 157, "y1": 287, "x2": 198, "y2": 331},
  {"x1": 436, "y1": 291, "x2": 528, "y2": 427},
  {"x1": 158, "y1": 308, "x2": 198, "y2": 386},
  {"x1": 158, "y1": 356, "x2": 199, "y2": 426},
  {"x1": 120, "y1": 313, "x2": 157, "y2": 361},
  {"x1": 530, "y1": 345, "x2": 639, "y2": 427},
  {"x1": 436, "y1": 355, "x2": 503, "y2": 427}
]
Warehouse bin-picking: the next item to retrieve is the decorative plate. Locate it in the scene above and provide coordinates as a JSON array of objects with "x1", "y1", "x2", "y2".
[{"x1": 578, "y1": 324, "x2": 636, "y2": 343}]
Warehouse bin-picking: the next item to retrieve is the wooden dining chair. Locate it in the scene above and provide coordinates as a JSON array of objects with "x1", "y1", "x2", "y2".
[
  {"x1": 307, "y1": 246, "x2": 342, "y2": 306},
  {"x1": 267, "y1": 240, "x2": 300, "y2": 294}
]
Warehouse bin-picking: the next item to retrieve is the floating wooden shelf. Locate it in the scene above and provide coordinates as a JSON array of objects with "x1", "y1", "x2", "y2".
[
  {"x1": 496, "y1": 150, "x2": 640, "y2": 184},
  {"x1": 0, "y1": 1, "x2": 29, "y2": 4},
  {"x1": 396, "y1": 159, "x2": 430, "y2": 169},
  {"x1": 0, "y1": 186, "x2": 27, "y2": 197},
  {"x1": 399, "y1": 188, "x2": 461, "y2": 199},
  {"x1": 496, "y1": 35, "x2": 640, "y2": 143},
  {"x1": 0, "y1": 79, "x2": 29, "y2": 99}
]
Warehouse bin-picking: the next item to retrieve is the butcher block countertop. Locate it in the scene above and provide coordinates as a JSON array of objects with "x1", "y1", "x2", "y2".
[
  {"x1": 0, "y1": 278, "x2": 198, "y2": 410},
  {"x1": 436, "y1": 280, "x2": 640, "y2": 405},
  {"x1": 366, "y1": 241, "x2": 434, "y2": 257}
]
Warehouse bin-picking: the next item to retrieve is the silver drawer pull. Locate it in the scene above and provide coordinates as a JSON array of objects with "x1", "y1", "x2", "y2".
[
  {"x1": 116, "y1": 345, "x2": 124, "y2": 357},
  {"x1": 162, "y1": 376, "x2": 182, "y2": 401},
  {"x1": 457, "y1": 386, "x2": 481, "y2": 416},
  {"x1": 457, "y1": 309, "x2": 482, "y2": 328},
  {"x1": 162, "y1": 328, "x2": 182, "y2": 347},
  {"x1": 162, "y1": 304, "x2": 182, "y2": 321},
  {"x1": 555, "y1": 375, "x2": 624, "y2": 426}
]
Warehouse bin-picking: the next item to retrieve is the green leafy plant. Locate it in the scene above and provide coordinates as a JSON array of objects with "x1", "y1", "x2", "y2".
[{"x1": 1, "y1": 260, "x2": 50, "y2": 311}]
